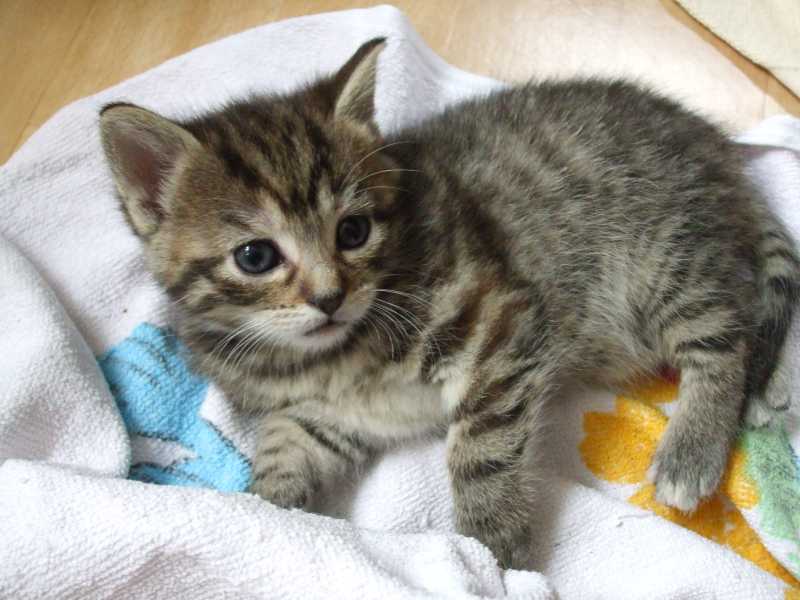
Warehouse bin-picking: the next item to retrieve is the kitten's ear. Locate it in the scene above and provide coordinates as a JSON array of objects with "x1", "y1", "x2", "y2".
[
  {"x1": 99, "y1": 104, "x2": 199, "y2": 238},
  {"x1": 329, "y1": 37, "x2": 386, "y2": 125}
]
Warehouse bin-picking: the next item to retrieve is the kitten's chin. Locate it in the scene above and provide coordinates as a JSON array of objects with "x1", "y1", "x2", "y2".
[{"x1": 290, "y1": 320, "x2": 353, "y2": 353}]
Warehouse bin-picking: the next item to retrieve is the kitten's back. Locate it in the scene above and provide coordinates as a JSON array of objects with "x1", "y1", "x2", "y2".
[{"x1": 389, "y1": 79, "x2": 797, "y2": 390}]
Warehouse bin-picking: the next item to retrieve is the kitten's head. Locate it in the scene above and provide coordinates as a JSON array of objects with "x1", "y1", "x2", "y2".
[{"x1": 100, "y1": 38, "x2": 407, "y2": 356}]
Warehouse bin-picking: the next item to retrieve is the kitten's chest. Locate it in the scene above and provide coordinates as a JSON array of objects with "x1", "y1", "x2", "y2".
[
  {"x1": 267, "y1": 362, "x2": 449, "y2": 439},
  {"x1": 335, "y1": 374, "x2": 448, "y2": 439}
]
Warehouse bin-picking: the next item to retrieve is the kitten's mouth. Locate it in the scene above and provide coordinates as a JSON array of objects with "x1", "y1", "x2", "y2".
[{"x1": 304, "y1": 319, "x2": 347, "y2": 337}]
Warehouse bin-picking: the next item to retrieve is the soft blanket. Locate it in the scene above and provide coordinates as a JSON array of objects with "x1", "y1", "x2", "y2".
[{"x1": 1, "y1": 6, "x2": 799, "y2": 599}]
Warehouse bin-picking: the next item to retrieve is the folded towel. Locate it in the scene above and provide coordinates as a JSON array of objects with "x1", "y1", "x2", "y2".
[
  {"x1": 0, "y1": 234, "x2": 128, "y2": 477},
  {"x1": 1, "y1": 6, "x2": 798, "y2": 599}
]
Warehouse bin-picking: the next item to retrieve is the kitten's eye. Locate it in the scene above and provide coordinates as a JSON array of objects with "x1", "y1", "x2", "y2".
[
  {"x1": 337, "y1": 216, "x2": 371, "y2": 250},
  {"x1": 234, "y1": 240, "x2": 281, "y2": 274}
]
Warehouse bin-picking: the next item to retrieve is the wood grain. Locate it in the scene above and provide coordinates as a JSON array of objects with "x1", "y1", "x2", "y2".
[{"x1": 3, "y1": 0, "x2": 799, "y2": 164}]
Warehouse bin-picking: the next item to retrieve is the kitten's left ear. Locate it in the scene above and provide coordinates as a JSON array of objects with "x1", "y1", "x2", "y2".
[
  {"x1": 99, "y1": 103, "x2": 200, "y2": 239},
  {"x1": 329, "y1": 37, "x2": 387, "y2": 125}
]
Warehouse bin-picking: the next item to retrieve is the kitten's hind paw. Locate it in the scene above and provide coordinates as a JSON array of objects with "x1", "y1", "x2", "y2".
[
  {"x1": 745, "y1": 356, "x2": 792, "y2": 428},
  {"x1": 744, "y1": 395, "x2": 788, "y2": 429}
]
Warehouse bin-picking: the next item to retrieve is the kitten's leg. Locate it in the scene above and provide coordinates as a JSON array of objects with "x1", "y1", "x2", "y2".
[
  {"x1": 249, "y1": 409, "x2": 368, "y2": 509},
  {"x1": 447, "y1": 365, "x2": 552, "y2": 570},
  {"x1": 649, "y1": 331, "x2": 747, "y2": 511},
  {"x1": 745, "y1": 351, "x2": 792, "y2": 428},
  {"x1": 745, "y1": 333, "x2": 794, "y2": 428}
]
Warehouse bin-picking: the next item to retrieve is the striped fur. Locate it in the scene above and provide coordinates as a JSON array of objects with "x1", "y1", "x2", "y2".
[{"x1": 99, "y1": 39, "x2": 799, "y2": 569}]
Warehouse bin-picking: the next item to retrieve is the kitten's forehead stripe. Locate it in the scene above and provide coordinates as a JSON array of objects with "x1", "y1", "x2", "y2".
[
  {"x1": 211, "y1": 120, "x2": 263, "y2": 190},
  {"x1": 305, "y1": 160, "x2": 321, "y2": 212},
  {"x1": 188, "y1": 111, "x2": 292, "y2": 211},
  {"x1": 287, "y1": 118, "x2": 332, "y2": 216},
  {"x1": 231, "y1": 107, "x2": 275, "y2": 164},
  {"x1": 196, "y1": 106, "x2": 339, "y2": 218},
  {"x1": 289, "y1": 187, "x2": 309, "y2": 218}
]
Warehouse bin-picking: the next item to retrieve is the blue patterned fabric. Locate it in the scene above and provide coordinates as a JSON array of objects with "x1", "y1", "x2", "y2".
[{"x1": 98, "y1": 323, "x2": 251, "y2": 492}]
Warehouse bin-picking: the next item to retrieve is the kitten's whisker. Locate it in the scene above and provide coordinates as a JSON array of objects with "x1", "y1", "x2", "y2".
[
  {"x1": 373, "y1": 297, "x2": 440, "y2": 361},
  {"x1": 377, "y1": 269, "x2": 441, "y2": 289},
  {"x1": 354, "y1": 185, "x2": 410, "y2": 195},
  {"x1": 371, "y1": 298, "x2": 427, "y2": 344},
  {"x1": 213, "y1": 321, "x2": 257, "y2": 350},
  {"x1": 230, "y1": 329, "x2": 268, "y2": 375},
  {"x1": 372, "y1": 295, "x2": 428, "y2": 325},
  {"x1": 372, "y1": 288, "x2": 436, "y2": 309},
  {"x1": 369, "y1": 306, "x2": 406, "y2": 354},
  {"x1": 218, "y1": 322, "x2": 273, "y2": 379},
  {"x1": 221, "y1": 329, "x2": 262, "y2": 378},
  {"x1": 352, "y1": 289, "x2": 432, "y2": 350},
  {"x1": 372, "y1": 298, "x2": 424, "y2": 332},
  {"x1": 172, "y1": 292, "x2": 194, "y2": 306},
  {"x1": 351, "y1": 285, "x2": 434, "y2": 310},
  {"x1": 209, "y1": 322, "x2": 262, "y2": 364},
  {"x1": 353, "y1": 168, "x2": 422, "y2": 187},
  {"x1": 363, "y1": 312, "x2": 396, "y2": 360},
  {"x1": 382, "y1": 297, "x2": 450, "y2": 362},
  {"x1": 342, "y1": 140, "x2": 415, "y2": 187}
]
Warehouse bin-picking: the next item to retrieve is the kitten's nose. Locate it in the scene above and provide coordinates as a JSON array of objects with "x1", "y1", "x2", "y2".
[{"x1": 309, "y1": 290, "x2": 345, "y2": 316}]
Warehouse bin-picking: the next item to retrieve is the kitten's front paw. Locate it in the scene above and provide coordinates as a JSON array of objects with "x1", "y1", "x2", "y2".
[
  {"x1": 249, "y1": 469, "x2": 316, "y2": 510},
  {"x1": 647, "y1": 434, "x2": 726, "y2": 512}
]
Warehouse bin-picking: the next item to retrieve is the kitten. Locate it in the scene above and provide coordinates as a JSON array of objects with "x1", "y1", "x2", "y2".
[{"x1": 99, "y1": 38, "x2": 799, "y2": 569}]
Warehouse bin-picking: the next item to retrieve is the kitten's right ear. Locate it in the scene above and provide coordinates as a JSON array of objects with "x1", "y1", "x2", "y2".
[
  {"x1": 99, "y1": 104, "x2": 199, "y2": 238},
  {"x1": 329, "y1": 37, "x2": 387, "y2": 126}
]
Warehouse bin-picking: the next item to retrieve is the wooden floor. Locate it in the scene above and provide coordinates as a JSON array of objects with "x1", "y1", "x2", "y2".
[{"x1": 3, "y1": 0, "x2": 799, "y2": 165}]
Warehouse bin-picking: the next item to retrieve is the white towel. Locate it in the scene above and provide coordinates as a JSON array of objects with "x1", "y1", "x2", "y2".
[
  {"x1": 0, "y1": 234, "x2": 128, "y2": 477},
  {"x1": 1, "y1": 6, "x2": 799, "y2": 599}
]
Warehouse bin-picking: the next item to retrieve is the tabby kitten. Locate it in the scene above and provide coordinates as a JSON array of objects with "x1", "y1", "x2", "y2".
[{"x1": 99, "y1": 38, "x2": 799, "y2": 569}]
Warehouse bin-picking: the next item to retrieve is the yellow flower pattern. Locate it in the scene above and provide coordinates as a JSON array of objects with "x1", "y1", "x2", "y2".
[{"x1": 579, "y1": 377, "x2": 799, "y2": 590}]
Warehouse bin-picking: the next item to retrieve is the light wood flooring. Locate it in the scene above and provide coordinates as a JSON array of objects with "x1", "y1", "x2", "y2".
[{"x1": 3, "y1": 0, "x2": 799, "y2": 165}]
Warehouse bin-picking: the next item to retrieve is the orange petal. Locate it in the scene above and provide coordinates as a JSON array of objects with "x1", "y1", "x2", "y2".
[
  {"x1": 580, "y1": 398, "x2": 666, "y2": 483},
  {"x1": 629, "y1": 483, "x2": 728, "y2": 543}
]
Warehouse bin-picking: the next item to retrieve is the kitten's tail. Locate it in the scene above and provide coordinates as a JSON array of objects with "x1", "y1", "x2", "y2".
[{"x1": 745, "y1": 206, "x2": 800, "y2": 427}]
